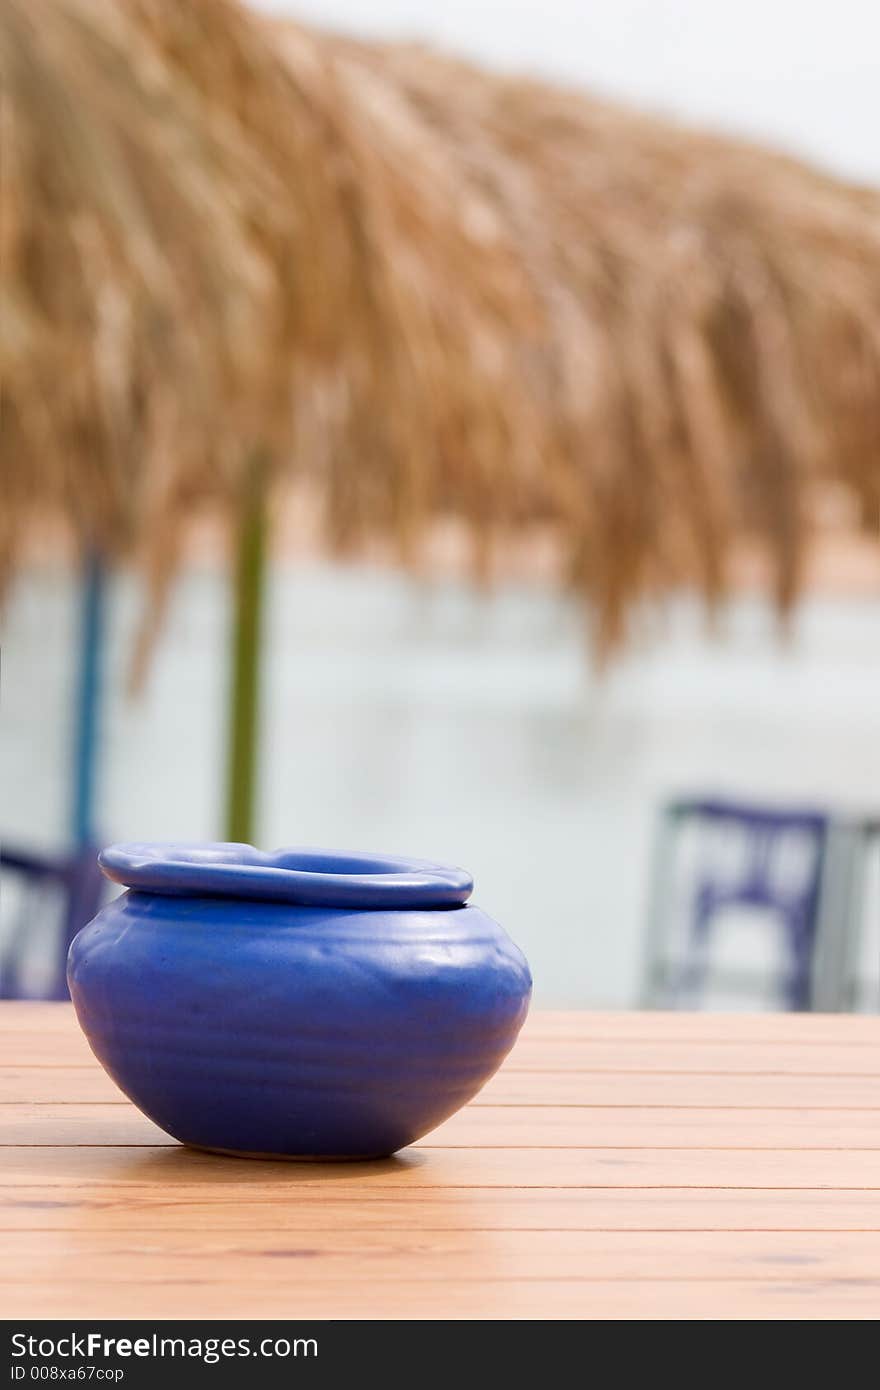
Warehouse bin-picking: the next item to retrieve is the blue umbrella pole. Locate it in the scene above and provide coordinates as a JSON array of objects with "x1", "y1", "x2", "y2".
[{"x1": 71, "y1": 551, "x2": 106, "y2": 848}]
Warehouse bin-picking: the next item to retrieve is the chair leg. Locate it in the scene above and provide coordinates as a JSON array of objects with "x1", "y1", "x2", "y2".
[
  {"x1": 639, "y1": 809, "x2": 683, "y2": 1008},
  {"x1": 785, "y1": 908, "x2": 813, "y2": 1012},
  {"x1": 675, "y1": 883, "x2": 716, "y2": 1009},
  {"x1": 55, "y1": 845, "x2": 104, "y2": 1000},
  {"x1": 811, "y1": 825, "x2": 862, "y2": 1012}
]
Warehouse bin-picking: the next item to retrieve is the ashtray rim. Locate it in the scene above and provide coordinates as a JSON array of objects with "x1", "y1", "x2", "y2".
[{"x1": 98, "y1": 841, "x2": 474, "y2": 909}]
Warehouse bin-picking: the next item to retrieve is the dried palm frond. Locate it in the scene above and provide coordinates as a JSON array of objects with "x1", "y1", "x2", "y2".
[
  {"x1": 3, "y1": 0, "x2": 879, "y2": 654},
  {"x1": 1, "y1": 0, "x2": 293, "y2": 601},
  {"x1": 271, "y1": 24, "x2": 880, "y2": 644}
]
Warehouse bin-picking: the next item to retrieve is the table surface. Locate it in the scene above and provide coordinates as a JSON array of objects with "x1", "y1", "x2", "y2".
[{"x1": 3, "y1": 1003, "x2": 880, "y2": 1320}]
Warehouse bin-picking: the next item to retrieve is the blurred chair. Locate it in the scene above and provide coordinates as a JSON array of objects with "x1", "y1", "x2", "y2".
[
  {"x1": 811, "y1": 814, "x2": 880, "y2": 1012},
  {"x1": 641, "y1": 796, "x2": 831, "y2": 1011},
  {"x1": 0, "y1": 844, "x2": 104, "y2": 999},
  {"x1": 0, "y1": 553, "x2": 110, "y2": 1000}
]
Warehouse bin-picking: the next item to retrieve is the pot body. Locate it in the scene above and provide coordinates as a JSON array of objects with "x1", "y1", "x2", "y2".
[{"x1": 68, "y1": 877, "x2": 531, "y2": 1157}]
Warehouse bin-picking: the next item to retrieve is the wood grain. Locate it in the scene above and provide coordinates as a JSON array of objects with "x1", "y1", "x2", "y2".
[
  {"x1": 8, "y1": 1029, "x2": 880, "y2": 1075},
  {"x1": 5, "y1": 1228, "x2": 880, "y2": 1282},
  {"x1": 4, "y1": 1003, "x2": 880, "y2": 1320},
  {"x1": 7, "y1": 1066, "x2": 880, "y2": 1108},
  {"x1": 11, "y1": 1276, "x2": 880, "y2": 1320},
  {"x1": 7, "y1": 1102, "x2": 880, "y2": 1149},
  {"x1": 3, "y1": 1189, "x2": 880, "y2": 1233},
  {"x1": 6, "y1": 1142, "x2": 880, "y2": 1189},
  {"x1": 3, "y1": 1004, "x2": 878, "y2": 1043}
]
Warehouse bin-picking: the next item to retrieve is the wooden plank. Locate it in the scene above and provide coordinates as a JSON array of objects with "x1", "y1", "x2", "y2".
[
  {"x1": 0, "y1": 1028, "x2": 95, "y2": 1067},
  {"x1": 5, "y1": 1004, "x2": 880, "y2": 1321},
  {"x1": 3, "y1": 1188, "x2": 880, "y2": 1233},
  {"x1": 6, "y1": 1102, "x2": 880, "y2": 1150},
  {"x1": 506, "y1": 1040, "x2": 880, "y2": 1074},
  {"x1": 4, "y1": 1004, "x2": 880, "y2": 1045},
  {"x1": 7, "y1": 1065, "x2": 880, "y2": 1108},
  {"x1": 522, "y1": 1011, "x2": 880, "y2": 1044},
  {"x1": 424, "y1": 1105, "x2": 880, "y2": 1150},
  {"x1": 9, "y1": 1027, "x2": 880, "y2": 1075},
  {"x1": 480, "y1": 1071, "x2": 880, "y2": 1106},
  {"x1": 6, "y1": 1276, "x2": 880, "y2": 1320},
  {"x1": 4, "y1": 1143, "x2": 880, "y2": 1189},
  {"x1": 4, "y1": 1228, "x2": 880, "y2": 1283},
  {"x1": 0, "y1": 1067, "x2": 121, "y2": 1103}
]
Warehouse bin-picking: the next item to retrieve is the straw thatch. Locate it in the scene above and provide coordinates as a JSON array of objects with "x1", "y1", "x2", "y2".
[
  {"x1": 1, "y1": 0, "x2": 304, "y2": 632},
  {"x1": 269, "y1": 22, "x2": 880, "y2": 644},
  {"x1": 4, "y1": 0, "x2": 880, "y2": 651}
]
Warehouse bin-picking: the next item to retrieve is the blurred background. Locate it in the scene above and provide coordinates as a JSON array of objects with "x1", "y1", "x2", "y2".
[{"x1": 2, "y1": 0, "x2": 879, "y2": 1011}]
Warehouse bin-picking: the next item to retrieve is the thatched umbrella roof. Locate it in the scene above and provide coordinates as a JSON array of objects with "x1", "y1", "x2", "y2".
[
  {"x1": 269, "y1": 21, "x2": 880, "y2": 645},
  {"x1": 1, "y1": 0, "x2": 304, "y2": 625},
  {"x1": 3, "y1": 0, "x2": 879, "y2": 653}
]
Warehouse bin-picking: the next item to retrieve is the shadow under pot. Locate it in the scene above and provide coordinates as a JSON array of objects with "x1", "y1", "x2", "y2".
[{"x1": 67, "y1": 842, "x2": 532, "y2": 1159}]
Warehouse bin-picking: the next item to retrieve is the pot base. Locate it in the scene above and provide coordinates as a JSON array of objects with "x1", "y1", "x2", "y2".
[{"x1": 185, "y1": 1142, "x2": 391, "y2": 1163}]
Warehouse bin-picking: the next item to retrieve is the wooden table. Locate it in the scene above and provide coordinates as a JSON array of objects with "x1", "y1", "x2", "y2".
[{"x1": 3, "y1": 1003, "x2": 880, "y2": 1319}]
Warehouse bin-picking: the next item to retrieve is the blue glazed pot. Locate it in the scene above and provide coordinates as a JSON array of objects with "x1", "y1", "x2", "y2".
[{"x1": 67, "y1": 843, "x2": 532, "y2": 1159}]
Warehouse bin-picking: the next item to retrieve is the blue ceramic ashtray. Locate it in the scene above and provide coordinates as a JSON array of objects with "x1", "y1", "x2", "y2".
[{"x1": 67, "y1": 843, "x2": 532, "y2": 1159}]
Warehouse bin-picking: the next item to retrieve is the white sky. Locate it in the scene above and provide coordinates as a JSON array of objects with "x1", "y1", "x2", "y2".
[{"x1": 254, "y1": 0, "x2": 880, "y2": 184}]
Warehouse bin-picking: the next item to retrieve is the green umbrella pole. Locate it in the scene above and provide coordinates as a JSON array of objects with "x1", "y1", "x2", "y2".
[{"x1": 224, "y1": 454, "x2": 268, "y2": 845}]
